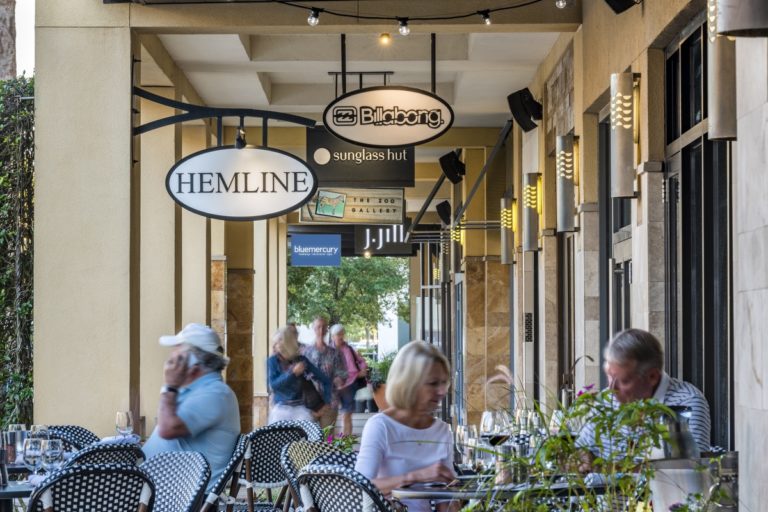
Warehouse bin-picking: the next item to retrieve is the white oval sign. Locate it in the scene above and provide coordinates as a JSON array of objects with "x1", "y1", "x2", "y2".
[
  {"x1": 323, "y1": 86, "x2": 454, "y2": 148},
  {"x1": 166, "y1": 146, "x2": 317, "y2": 221}
]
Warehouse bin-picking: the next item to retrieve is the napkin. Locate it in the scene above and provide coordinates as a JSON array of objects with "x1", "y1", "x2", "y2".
[{"x1": 99, "y1": 434, "x2": 141, "y2": 445}]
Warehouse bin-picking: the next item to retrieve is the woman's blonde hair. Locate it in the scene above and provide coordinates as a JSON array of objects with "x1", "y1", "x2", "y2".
[
  {"x1": 385, "y1": 340, "x2": 450, "y2": 410},
  {"x1": 272, "y1": 325, "x2": 300, "y2": 361}
]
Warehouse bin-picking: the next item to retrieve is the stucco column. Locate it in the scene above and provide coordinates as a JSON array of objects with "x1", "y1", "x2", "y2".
[
  {"x1": 138, "y1": 87, "x2": 179, "y2": 436},
  {"x1": 34, "y1": 25, "x2": 134, "y2": 435}
]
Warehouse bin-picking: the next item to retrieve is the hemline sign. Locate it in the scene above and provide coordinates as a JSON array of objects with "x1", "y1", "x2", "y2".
[{"x1": 166, "y1": 146, "x2": 317, "y2": 221}]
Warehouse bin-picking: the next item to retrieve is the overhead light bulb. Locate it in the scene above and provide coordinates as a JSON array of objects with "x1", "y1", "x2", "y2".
[
  {"x1": 379, "y1": 32, "x2": 391, "y2": 45},
  {"x1": 307, "y1": 8, "x2": 321, "y2": 26},
  {"x1": 398, "y1": 18, "x2": 410, "y2": 36},
  {"x1": 555, "y1": 0, "x2": 569, "y2": 8},
  {"x1": 479, "y1": 10, "x2": 491, "y2": 25}
]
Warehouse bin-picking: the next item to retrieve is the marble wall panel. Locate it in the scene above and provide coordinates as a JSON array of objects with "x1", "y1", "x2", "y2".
[
  {"x1": 734, "y1": 104, "x2": 768, "y2": 234},
  {"x1": 735, "y1": 227, "x2": 768, "y2": 293},
  {"x1": 735, "y1": 38, "x2": 768, "y2": 117},
  {"x1": 210, "y1": 258, "x2": 226, "y2": 345},
  {"x1": 226, "y1": 271, "x2": 253, "y2": 433}
]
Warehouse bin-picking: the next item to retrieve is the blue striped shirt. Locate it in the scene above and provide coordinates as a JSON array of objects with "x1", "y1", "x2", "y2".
[{"x1": 576, "y1": 373, "x2": 711, "y2": 457}]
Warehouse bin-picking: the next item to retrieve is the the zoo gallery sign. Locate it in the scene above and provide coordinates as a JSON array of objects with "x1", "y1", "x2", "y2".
[
  {"x1": 166, "y1": 146, "x2": 318, "y2": 221},
  {"x1": 323, "y1": 86, "x2": 454, "y2": 148}
]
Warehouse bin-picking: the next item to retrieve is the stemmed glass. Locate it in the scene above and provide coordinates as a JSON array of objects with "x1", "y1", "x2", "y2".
[
  {"x1": 29, "y1": 425, "x2": 49, "y2": 439},
  {"x1": 41, "y1": 439, "x2": 64, "y2": 474},
  {"x1": 116, "y1": 411, "x2": 134, "y2": 437},
  {"x1": 22, "y1": 438, "x2": 43, "y2": 476}
]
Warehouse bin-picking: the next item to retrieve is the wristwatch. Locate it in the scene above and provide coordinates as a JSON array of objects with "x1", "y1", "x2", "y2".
[{"x1": 160, "y1": 384, "x2": 179, "y2": 395}]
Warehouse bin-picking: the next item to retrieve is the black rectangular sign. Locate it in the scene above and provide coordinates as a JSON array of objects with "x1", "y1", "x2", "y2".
[
  {"x1": 354, "y1": 220, "x2": 416, "y2": 257},
  {"x1": 306, "y1": 127, "x2": 415, "y2": 187}
]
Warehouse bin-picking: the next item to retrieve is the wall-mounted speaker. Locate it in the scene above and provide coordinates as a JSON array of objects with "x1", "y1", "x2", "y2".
[
  {"x1": 439, "y1": 150, "x2": 465, "y2": 184},
  {"x1": 604, "y1": 0, "x2": 640, "y2": 14},
  {"x1": 436, "y1": 200, "x2": 452, "y2": 226},
  {"x1": 507, "y1": 88, "x2": 542, "y2": 133}
]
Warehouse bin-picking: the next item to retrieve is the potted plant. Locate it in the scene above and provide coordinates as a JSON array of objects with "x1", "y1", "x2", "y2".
[{"x1": 369, "y1": 351, "x2": 396, "y2": 411}]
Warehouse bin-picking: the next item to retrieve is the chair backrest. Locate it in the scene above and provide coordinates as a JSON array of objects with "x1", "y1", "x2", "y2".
[
  {"x1": 64, "y1": 442, "x2": 145, "y2": 467},
  {"x1": 47, "y1": 425, "x2": 100, "y2": 451},
  {"x1": 297, "y1": 464, "x2": 396, "y2": 512},
  {"x1": 205, "y1": 433, "x2": 248, "y2": 501},
  {"x1": 141, "y1": 451, "x2": 210, "y2": 512},
  {"x1": 280, "y1": 440, "x2": 339, "y2": 507},
  {"x1": 27, "y1": 463, "x2": 155, "y2": 512},
  {"x1": 241, "y1": 420, "x2": 320, "y2": 489},
  {"x1": 311, "y1": 450, "x2": 357, "y2": 468}
]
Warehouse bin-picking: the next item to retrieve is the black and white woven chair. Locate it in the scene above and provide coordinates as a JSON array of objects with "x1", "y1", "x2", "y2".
[
  {"x1": 310, "y1": 451, "x2": 357, "y2": 468},
  {"x1": 234, "y1": 420, "x2": 323, "y2": 511},
  {"x1": 279, "y1": 440, "x2": 346, "y2": 512},
  {"x1": 27, "y1": 463, "x2": 155, "y2": 512},
  {"x1": 140, "y1": 451, "x2": 210, "y2": 512},
  {"x1": 64, "y1": 441, "x2": 145, "y2": 467},
  {"x1": 199, "y1": 434, "x2": 247, "y2": 512},
  {"x1": 47, "y1": 425, "x2": 100, "y2": 451},
  {"x1": 297, "y1": 464, "x2": 397, "y2": 512}
]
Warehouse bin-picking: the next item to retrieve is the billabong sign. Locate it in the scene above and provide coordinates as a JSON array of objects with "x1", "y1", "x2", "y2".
[
  {"x1": 166, "y1": 146, "x2": 317, "y2": 221},
  {"x1": 291, "y1": 234, "x2": 341, "y2": 267},
  {"x1": 323, "y1": 86, "x2": 454, "y2": 148}
]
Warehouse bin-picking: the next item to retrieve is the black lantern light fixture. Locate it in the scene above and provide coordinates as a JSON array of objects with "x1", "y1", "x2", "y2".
[
  {"x1": 556, "y1": 133, "x2": 577, "y2": 232},
  {"x1": 717, "y1": 0, "x2": 768, "y2": 37}
]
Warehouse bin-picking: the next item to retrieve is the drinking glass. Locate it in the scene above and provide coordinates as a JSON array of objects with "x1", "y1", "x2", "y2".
[
  {"x1": 549, "y1": 409, "x2": 566, "y2": 436},
  {"x1": 6, "y1": 424, "x2": 26, "y2": 432},
  {"x1": 22, "y1": 438, "x2": 43, "y2": 475},
  {"x1": 116, "y1": 411, "x2": 134, "y2": 437},
  {"x1": 29, "y1": 425, "x2": 49, "y2": 439},
  {"x1": 479, "y1": 410, "x2": 496, "y2": 436},
  {"x1": 41, "y1": 439, "x2": 64, "y2": 473}
]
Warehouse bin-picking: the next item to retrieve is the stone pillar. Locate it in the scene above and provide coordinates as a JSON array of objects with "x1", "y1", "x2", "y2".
[
  {"x1": 463, "y1": 257, "x2": 486, "y2": 427},
  {"x1": 34, "y1": 23, "x2": 135, "y2": 435},
  {"x1": 539, "y1": 233, "x2": 559, "y2": 409},
  {"x1": 485, "y1": 261, "x2": 511, "y2": 408},
  {"x1": 138, "y1": 87, "x2": 179, "y2": 436},
  {"x1": 733, "y1": 37, "x2": 768, "y2": 512}
]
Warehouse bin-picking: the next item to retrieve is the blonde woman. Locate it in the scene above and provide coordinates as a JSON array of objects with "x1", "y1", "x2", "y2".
[
  {"x1": 267, "y1": 326, "x2": 331, "y2": 424},
  {"x1": 355, "y1": 341, "x2": 458, "y2": 512}
]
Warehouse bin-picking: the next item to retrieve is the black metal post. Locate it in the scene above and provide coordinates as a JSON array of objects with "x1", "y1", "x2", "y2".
[
  {"x1": 431, "y1": 33, "x2": 436, "y2": 94},
  {"x1": 341, "y1": 34, "x2": 347, "y2": 94}
]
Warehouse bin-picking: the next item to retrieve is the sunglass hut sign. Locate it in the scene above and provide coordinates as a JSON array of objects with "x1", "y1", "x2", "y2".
[
  {"x1": 323, "y1": 86, "x2": 454, "y2": 148},
  {"x1": 166, "y1": 146, "x2": 317, "y2": 221}
]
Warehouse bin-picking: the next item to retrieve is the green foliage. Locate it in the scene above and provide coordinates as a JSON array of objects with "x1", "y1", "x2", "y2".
[
  {"x1": 368, "y1": 351, "x2": 396, "y2": 386},
  {"x1": 287, "y1": 256, "x2": 409, "y2": 334},
  {"x1": 0, "y1": 76, "x2": 34, "y2": 427},
  {"x1": 322, "y1": 425, "x2": 358, "y2": 454}
]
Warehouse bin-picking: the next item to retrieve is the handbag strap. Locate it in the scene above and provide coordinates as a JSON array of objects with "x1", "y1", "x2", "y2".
[{"x1": 348, "y1": 345, "x2": 364, "y2": 372}]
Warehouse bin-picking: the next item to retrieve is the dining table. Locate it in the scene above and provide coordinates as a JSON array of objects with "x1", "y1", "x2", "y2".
[{"x1": 0, "y1": 481, "x2": 35, "y2": 512}]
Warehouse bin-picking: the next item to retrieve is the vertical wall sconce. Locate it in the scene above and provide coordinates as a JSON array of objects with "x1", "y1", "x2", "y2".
[
  {"x1": 610, "y1": 72, "x2": 636, "y2": 198},
  {"x1": 717, "y1": 0, "x2": 768, "y2": 37},
  {"x1": 500, "y1": 197, "x2": 517, "y2": 264},
  {"x1": 708, "y1": 0, "x2": 737, "y2": 140},
  {"x1": 556, "y1": 133, "x2": 577, "y2": 232},
  {"x1": 522, "y1": 173, "x2": 540, "y2": 252}
]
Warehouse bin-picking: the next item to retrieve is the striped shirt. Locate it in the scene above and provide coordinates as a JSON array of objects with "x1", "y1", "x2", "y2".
[{"x1": 576, "y1": 372, "x2": 711, "y2": 457}]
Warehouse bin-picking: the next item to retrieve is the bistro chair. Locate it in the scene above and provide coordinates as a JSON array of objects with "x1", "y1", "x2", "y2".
[
  {"x1": 47, "y1": 425, "x2": 100, "y2": 452},
  {"x1": 140, "y1": 451, "x2": 210, "y2": 512},
  {"x1": 26, "y1": 463, "x2": 155, "y2": 512},
  {"x1": 297, "y1": 464, "x2": 397, "y2": 512},
  {"x1": 310, "y1": 451, "x2": 357, "y2": 468},
  {"x1": 279, "y1": 440, "x2": 352, "y2": 512},
  {"x1": 200, "y1": 434, "x2": 248, "y2": 512},
  {"x1": 234, "y1": 420, "x2": 323, "y2": 511},
  {"x1": 64, "y1": 442, "x2": 145, "y2": 467}
]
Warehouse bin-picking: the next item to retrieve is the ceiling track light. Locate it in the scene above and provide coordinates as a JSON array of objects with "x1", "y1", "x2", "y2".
[
  {"x1": 307, "y1": 7, "x2": 322, "y2": 27},
  {"x1": 397, "y1": 17, "x2": 410, "y2": 36},
  {"x1": 478, "y1": 10, "x2": 492, "y2": 25}
]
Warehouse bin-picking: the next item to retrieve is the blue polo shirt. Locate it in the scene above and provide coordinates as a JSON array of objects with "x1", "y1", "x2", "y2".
[{"x1": 143, "y1": 372, "x2": 240, "y2": 490}]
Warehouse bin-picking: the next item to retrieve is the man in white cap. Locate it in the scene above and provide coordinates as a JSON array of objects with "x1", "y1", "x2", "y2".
[{"x1": 143, "y1": 323, "x2": 240, "y2": 490}]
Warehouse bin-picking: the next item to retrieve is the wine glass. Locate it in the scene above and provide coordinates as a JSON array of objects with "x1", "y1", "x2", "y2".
[
  {"x1": 41, "y1": 439, "x2": 63, "y2": 473},
  {"x1": 29, "y1": 425, "x2": 49, "y2": 439},
  {"x1": 116, "y1": 411, "x2": 134, "y2": 437},
  {"x1": 22, "y1": 438, "x2": 43, "y2": 475},
  {"x1": 479, "y1": 410, "x2": 496, "y2": 436}
]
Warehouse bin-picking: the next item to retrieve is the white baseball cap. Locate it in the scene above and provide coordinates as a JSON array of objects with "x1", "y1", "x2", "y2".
[{"x1": 159, "y1": 323, "x2": 225, "y2": 357}]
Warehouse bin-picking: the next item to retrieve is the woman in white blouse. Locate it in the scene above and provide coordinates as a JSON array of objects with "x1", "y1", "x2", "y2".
[{"x1": 355, "y1": 341, "x2": 459, "y2": 512}]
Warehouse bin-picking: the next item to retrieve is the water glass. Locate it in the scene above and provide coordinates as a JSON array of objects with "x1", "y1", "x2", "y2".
[
  {"x1": 22, "y1": 438, "x2": 43, "y2": 475},
  {"x1": 29, "y1": 425, "x2": 49, "y2": 439},
  {"x1": 41, "y1": 439, "x2": 63, "y2": 473},
  {"x1": 480, "y1": 410, "x2": 496, "y2": 436},
  {"x1": 116, "y1": 411, "x2": 134, "y2": 437}
]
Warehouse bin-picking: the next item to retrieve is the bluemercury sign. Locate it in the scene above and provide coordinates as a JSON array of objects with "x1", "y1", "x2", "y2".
[
  {"x1": 323, "y1": 86, "x2": 454, "y2": 148},
  {"x1": 291, "y1": 234, "x2": 341, "y2": 267},
  {"x1": 354, "y1": 220, "x2": 416, "y2": 257},
  {"x1": 166, "y1": 146, "x2": 317, "y2": 221},
  {"x1": 299, "y1": 188, "x2": 405, "y2": 225},
  {"x1": 307, "y1": 127, "x2": 414, "y2": 187}
]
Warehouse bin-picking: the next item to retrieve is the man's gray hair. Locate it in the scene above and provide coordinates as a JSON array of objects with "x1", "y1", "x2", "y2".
[
  {"x1": 189, "y1": 346, "x2": 228, "y2": 373},
  {"x1": 604, "y1": 328, "x2": 664, "y2": 375}
]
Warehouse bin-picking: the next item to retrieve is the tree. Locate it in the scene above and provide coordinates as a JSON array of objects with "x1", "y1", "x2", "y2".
[
  {"x1": 0, "y1": 0, "x2": 15, "y2": 80},
  {"x1": 287, "y1": 257, "x2": 409, "y2": 339}
]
